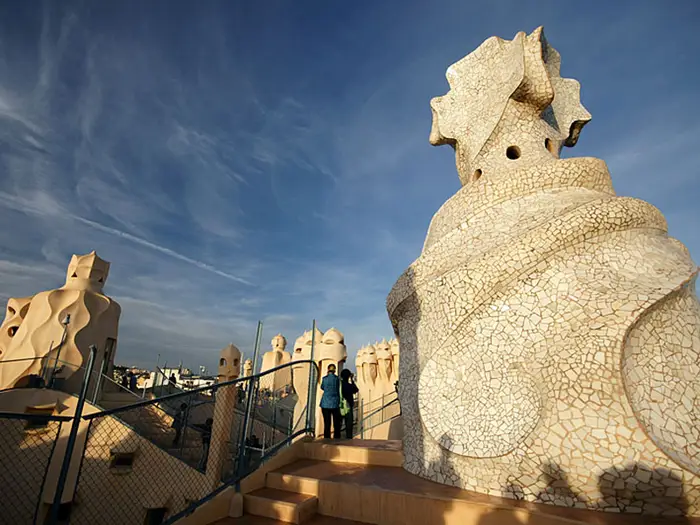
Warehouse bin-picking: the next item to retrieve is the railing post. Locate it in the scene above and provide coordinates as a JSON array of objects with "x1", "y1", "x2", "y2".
[
  {"x1": 272, "y1": 397, "x2": 277, "y2": 438},
  {"x1": 381, "y1": 393, "x2": 386, "y2": 424},
  {"x1": 236, "y1": 321, "x2": 263, "y2": 482},
  {"x1": 360, "y1": 398, "x2": 364, "y2": 439},
  {"x1": 179, "y1": 394, "x2": 191, "y2": 458},
  {"x1": 33, "y1": 416, "x2": 65, "y2": 524},
  {"x1": 49, "y1": 316, "x2": 70, "y2": 389},
  {"x1": 41, "y1": 340, "x2": 54, "y2": 384},
  {"x1": 48, "y1": 344, "x2": 95, "y2": 524},
  {"x1": 154, "y1": 353, "x2": 160, "y2": 396},
  {"x1": 92, "y1": 351, "x2": 108, "y2": 405},
  {"x1": 305, "y1": 319, "x2": 317, "y2": 435}
]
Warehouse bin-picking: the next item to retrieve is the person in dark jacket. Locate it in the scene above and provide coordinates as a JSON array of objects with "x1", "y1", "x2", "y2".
[
  {"x1": 172, "y1": 403, "x2": 188, "y2": 446},
  {"x1": 195, "y1": 418, "x2": 213, "y2": 470},
  {"x1": 340, "y1": 369, "x2": 359, "y2": 439},
  {"x1": 319, "y1": 363, "x2": 341, "y2": 439}
]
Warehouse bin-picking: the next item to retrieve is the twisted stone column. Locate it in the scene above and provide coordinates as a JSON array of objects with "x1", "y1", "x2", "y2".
[
  {"x1": 388, "y1": 27, "x2": 700, "y2": 517},
  {"x1": 205, "y1": 344, "x2": 240, "y2": 494}
]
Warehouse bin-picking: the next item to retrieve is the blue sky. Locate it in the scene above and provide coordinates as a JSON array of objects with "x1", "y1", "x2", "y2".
[{"x1": 0, "y1": 1, "x2": 698, "y2": 373}]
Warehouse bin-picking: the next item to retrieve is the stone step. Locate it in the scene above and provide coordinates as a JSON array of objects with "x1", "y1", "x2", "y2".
[
  {"x1": 266, "y1": 471, "x2": 319, "y2": 497},
  {"x1": 301, "y1": 439, "x2": 402, "y2": 467},
  {"x1": 243, "y1": 488, "x2": 318, "y2": 524},
  {"x1": 265, "y1": 459, "x2": 692, "y2": 525}
]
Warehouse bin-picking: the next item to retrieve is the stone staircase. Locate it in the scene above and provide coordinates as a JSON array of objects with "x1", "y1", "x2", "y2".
[
  {"x1": 102, "y1": 397, "x2": 206, "y2": 469},
  {"x1": 243, "y1": 488, "x2": 318, "y2": 524},
  {"x1": 99, "y1": 390, "x2": 146, "y2": 410},
  {"x1": 240, "y1": 440, "x2": 401, "y2": 524},
  {"x1": 99, "y1": 391, "x2": 292, "y2": 473},
  {"x1": 210, "y1": 439, "x2": 697, "y2": 525}
]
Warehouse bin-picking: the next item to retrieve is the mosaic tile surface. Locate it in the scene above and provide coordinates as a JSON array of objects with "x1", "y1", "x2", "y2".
[{"x1": 386, "y1": 26, "x2": 700, "y2": 517}]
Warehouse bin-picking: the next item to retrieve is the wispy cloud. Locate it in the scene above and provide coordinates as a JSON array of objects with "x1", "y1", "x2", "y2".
[
  {"x1": 0, "y1": 190, "x2": 252, "y2": 285},
  {"x1": 74, "y1": 215, "x2": 253, "y2": 285},
  {"x1": 0, "y1": 0, "x2": 697, "y2": 373}
]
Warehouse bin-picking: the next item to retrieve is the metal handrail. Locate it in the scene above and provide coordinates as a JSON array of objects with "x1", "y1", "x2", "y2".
[
  {"x1": 160, "y1": 336, "x2": 320, "y2": 525},
  {"x1": 356, "y1": 392, "x2": 401, "y2": 437},
  {"x1": 88, "y1": 367, "x2": 294, "y2": 469},
  {"x1": 0, "y1": 354, "x2": 73, "y2": 373},
  {"x1": 96, "y1": 373, "x2": 214, "y2": 452},
  {"x1": 152, "y1": 366, "x2": 185, "y2": 391},
  {"x1": 49, "y1": 346, "x2": 96, "y2": 523},
  {"x1": 82, "y1": 359, "x2": 319, "y2": 420},
  {"x1": 98, "y1": 370, "x2": 143, "y2": 398},
  {"x1": 291, "y1": 405, "x2": 308, "y2": 433},
  {"x1": 0, "y1": 411, "x2": 73, "y2": 422},
  {"x1": 0, "y1": 355, "x2": 50, "y2": 364},
  {"x1": 361, "y1": 395, "x2": 400, "y2": 422},
  {"x1": 8, "y1": 322, "x2": 323, "y2": 524},
  {"x1": 145, "y1": 372, "x2": 292, "y2": 438},
  {"x1": 152, "y1": 382, "x2": 287, "y2": 426},
  {"x1": 355, "y1": 390, "x2": 397, "y2": 411},
  {"x1": 0, "y1": 353, "x2": 145, "y2": 405},
  {"x1": 152, "y1": 365, "x2": 216, "y2": 393},
  {"x1": 161, "y1": 428, "x2": 309, "y2": 525},
  {"x1": 0, "y1": 355, "x2": 89, "y2": 393}
]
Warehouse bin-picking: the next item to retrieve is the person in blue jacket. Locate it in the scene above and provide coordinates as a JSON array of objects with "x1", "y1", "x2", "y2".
[{"x1": 319, "y1": 363, "x2": 342, "y2": 439}]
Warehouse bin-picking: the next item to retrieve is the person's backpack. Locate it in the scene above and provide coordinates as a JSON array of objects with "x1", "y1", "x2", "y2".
[{"x1": 339, "y1": 381, "x2": 350, "y2": 416}]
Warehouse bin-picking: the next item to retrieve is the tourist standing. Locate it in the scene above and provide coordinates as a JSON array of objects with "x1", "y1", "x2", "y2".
[
  {"x1": 172, "y1": 403, "x2": 187, "y2": 446},
  {"x1": 319, "y1": 363, "x2": 341, "y2": 439},
  {"x1": 195, "y1": 418, "x2": 213, "y2": 470},
  {"x1": 340, "y1": 369, "x2": 359, "y2": 439},
  {"x1": 129, "y1": 372, "x2": 137, "y2": 392}
]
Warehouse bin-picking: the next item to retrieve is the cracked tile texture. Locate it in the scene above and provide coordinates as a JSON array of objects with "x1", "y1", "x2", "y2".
[{"x1": 386, "y1": 26, "x2": 700, "y2": 517}]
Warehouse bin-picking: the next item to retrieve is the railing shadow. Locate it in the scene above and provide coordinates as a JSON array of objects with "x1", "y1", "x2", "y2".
[
  {"x1": 0, "y1": 333, "x2": 324, "y2": 524},
  {"x1": 157, "y1": 359, "x2": 319, "y2": 525},
  {"x1": 0, "y1": 413, "x2": 70, "y2": 524}
]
